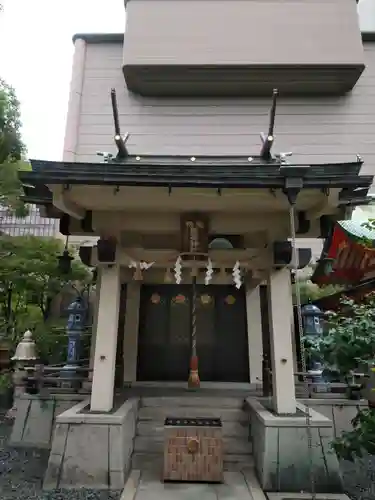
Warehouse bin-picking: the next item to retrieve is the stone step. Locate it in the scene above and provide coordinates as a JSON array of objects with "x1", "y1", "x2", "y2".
[
  {"x1": 138, "y1": 406, "x2": 248, "y2": 422},
  {"x1": 141, "y1": 396, "x2": 246, "y2": 409},
  {"x1": 131, "y1": 452, "x2": 254, "y2": 471},
  {"x1": 137, "y1": 420, "x2": 249, "y2": 438},
  {"x1": 133, "y1": 435, "x2": 252, "y2": 454}
]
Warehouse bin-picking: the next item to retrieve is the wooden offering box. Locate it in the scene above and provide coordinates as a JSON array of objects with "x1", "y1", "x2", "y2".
[{"x1": 163, "y1": 417, "x2": 223, "y2": 483}]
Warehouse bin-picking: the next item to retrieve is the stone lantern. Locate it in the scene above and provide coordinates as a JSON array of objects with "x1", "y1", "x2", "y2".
[
  {"x1": 60, "y1": 296, "x2": 88, "y2": 388},
  {"x1": 11, "y1": 330, "x2": 38, "y2": 396},
  {"x1": 301, "y1": 302, "x2": 324, "y2": 337},
  {"x1": 301, "y1": 303, "x2": 326, "y2": 390},
  {"x1": 11, "y1": 330, "x2": 37, "y2": 366}
]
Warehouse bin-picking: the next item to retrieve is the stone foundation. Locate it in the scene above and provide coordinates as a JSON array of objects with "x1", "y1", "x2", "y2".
[
  {"x1": 10, "y1": 393, "x2": 85, "y2": 449},
  {"x1": 299, "y1": 398, "x2": 367, "y2": 439},
  {"x1": 267, "y1": 494, "x2": 350, "y2": 500},
  {"x1": 247, "y1": 398, "x2": 343, "y2": 494},
  {"x1": 43, "y1": 397, "x2": 139, "y2": 490}
]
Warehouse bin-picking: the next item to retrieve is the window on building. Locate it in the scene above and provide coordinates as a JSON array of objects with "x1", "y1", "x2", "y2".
[{"x1": 0, "y1": 204, "x2": 57, "y2": 237}]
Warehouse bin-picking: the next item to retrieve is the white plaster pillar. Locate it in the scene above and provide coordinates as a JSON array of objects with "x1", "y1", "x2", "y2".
[
  {"x1": 90, "y1": 265, "x2": 121, "y2": 412},
  {"x1": 123, "y1": 282, "x2": 141, "y2": 383},
  {"x1": 267, "y1": 268, "x2": 296, "y2": 414},
  {"x1": 246, "y1": 285, "x2": 263, "y2": 384},
  {"x1": 88, "y1": 269, "x2": 102, "y2": 382}
]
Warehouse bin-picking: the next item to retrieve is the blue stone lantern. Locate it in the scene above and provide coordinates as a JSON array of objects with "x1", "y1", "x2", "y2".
[
  {"x1": 301, "y1": 303, "x2": 324, "y2": 337},
  {"x1": 60, "y1": 296, "x2": 88, "y2": 387},
  {"x1": 301, "y1": 302, "x2": 326, "y2": 388}
]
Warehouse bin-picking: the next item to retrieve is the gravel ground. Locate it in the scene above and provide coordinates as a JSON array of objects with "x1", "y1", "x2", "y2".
[{"x1": 0, "y1": 411, "x2": 374, "y2": 500}]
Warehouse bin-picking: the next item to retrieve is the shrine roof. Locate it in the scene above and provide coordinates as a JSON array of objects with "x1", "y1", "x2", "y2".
[
  {"x1": 312, "y1": 218, "x2": 375, "y2": 286},
  {"x1": 19, "y1": 157, "x2": 372, "y2": 192},
  {"x1": 337, "y1": 219, "x2": 375, "y2": 243}
]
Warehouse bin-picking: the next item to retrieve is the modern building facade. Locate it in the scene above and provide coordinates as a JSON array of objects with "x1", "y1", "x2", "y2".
[
  {"x1": 18, "y1": 0, "x2": 375, "y2": 493},
  {"x1": 0, "y1": 204, "x2": 58, "y2": 237}
]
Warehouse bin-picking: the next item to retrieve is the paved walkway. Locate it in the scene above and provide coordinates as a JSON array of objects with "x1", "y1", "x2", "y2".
[{"x1": 122, "y1": 468, "x2": 266, "y2": 500}]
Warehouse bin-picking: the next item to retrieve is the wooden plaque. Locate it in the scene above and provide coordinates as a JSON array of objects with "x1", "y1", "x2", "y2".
[{"x1": 180, "y1": 213, "x2": 209, "y2": 254}]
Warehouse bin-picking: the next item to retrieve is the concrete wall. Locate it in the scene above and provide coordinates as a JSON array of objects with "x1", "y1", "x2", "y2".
[
  {"x1": 123, "y1": 0, "x2": 363, "y2": 67},
  {"x1": 75, "y1": 40, "x2": 375, "y2": 170}
]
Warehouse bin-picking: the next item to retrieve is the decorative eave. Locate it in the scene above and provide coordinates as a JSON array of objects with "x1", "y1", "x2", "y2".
[
  {"x1": 313, "y1": 277, "x2": 375, "y2": 311},
  {"x1": 312, "y1": 219, "x2": 375, "y2": 286},
  {"x1": 20, "y1": 157, "x2": 372, "y2": 193}
]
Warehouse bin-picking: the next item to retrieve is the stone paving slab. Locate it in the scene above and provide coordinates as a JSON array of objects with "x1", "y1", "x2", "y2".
[{"x1": 124, "y1": 469, "x2": 262, "y2": 500}]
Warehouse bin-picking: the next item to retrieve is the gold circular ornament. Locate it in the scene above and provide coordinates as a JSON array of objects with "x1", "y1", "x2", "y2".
[
  {"x1": 225, "y1": 295, "x2": 235, "y2": 305},
  {"x1": 150, "y1": 293, "x2": 161, "y2": 304},
  {"x1": 174, "y1": 294, "x2": 186, "y2": 304},
  {"x1": 201, "y1": 294, "x2": 211, "y2": 305},
  {"x1": 187, "y1": 438, "x2": 200, "y2": 454}
]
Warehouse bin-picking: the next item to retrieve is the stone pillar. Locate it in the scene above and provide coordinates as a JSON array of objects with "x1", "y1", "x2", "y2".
[
  {"x1": 123, "y1": 282, "x2": 141, "y2": 383},
  {"x1": 90, "y1": 266, "x2": 121, "y2": 412},
  {"x1": 267, "y1": 268, "x2": 296, "y2": 414},
  {"x1": 246, "y1": 285, "x2": 263, "y2": 384}
]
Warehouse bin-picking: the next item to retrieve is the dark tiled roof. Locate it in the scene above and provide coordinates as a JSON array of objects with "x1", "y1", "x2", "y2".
[{"x1": 20, "y1": 157, "x2": 372, "y2": 191}]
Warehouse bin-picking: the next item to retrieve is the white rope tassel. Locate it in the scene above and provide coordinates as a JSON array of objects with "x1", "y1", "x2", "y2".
[
  {"x1": 174, "y1": 256, "x2": 182, "y2": 284},
  {"x1": 205, "y1": 259, "x2": 214, "y2": 285},
  {"x1": 232, "y1": 261, "x2": 242, "y2": 289}
]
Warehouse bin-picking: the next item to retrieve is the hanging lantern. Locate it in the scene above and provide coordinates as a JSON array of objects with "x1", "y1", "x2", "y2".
[
  {"x1": 58, "y1": 236, "x2": 73, "y2": 274},
  {"x1": 92, "y1": 267, "x2": 98, "y2": 284},
  {"x1": 58, "y1": 250, "x2": 73, "y2": 274},
  {"x1": 97, "y1": 236, "x2": 117, "y2": 264}
]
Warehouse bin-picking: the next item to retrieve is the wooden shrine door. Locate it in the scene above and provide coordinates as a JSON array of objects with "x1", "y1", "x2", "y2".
[{"x1": 137, "y1": 284, "x2": 249, "y2": 382}]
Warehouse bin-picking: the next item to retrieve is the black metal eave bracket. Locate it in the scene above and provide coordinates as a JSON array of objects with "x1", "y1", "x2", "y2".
[{"x1": 280, "y1": 165, "x2": 309, "y2": 205}]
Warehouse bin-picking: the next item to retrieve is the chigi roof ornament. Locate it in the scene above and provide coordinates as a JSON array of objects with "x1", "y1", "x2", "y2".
[
  {"x1": 260, "y1": 88, "x2": 278, "y2": 161},
  {"x1": 111, "y1": 88, "x2": 129, "y2": 159}
]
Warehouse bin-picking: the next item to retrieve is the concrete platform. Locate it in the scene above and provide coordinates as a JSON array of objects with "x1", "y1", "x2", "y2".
[
  {"x1": 43, "y1": 397, "x2": 140, "y2": 490},
  {"x1": 246, "y1": 399, "x2": 343, "y2": 494},
  {"x1": 266, "y1": 494, "x2": 350, "y2": 500},
  {"x1": 9, "y1": 393, "x2": 85, "y2": 449},
  {"x1": 121, "y1": 468, "x2": 266, "y2": 500}
]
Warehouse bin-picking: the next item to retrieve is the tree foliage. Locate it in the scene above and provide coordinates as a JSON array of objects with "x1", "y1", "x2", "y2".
[
  {"x1": 308, "y1": 294, "x2": 375, "y2": 461},
  {"x1": 294, "y1": 278, "x2": 343, "y2": 304},
  {"x1": 293, "y1": 266, "x2": 344, "y2": 304},
  {"x1": 0, "y1": 78, "x2": 29, "y2": 216},
  {"x1": 0, "y1": 235, "x2": 91, "y2": 328},
  {"x1": 309, "y1": 295, "x2": 375, "y2": 377},
  {"x1": 332, "y1": 408, "x2": 375, "y2": 462}
]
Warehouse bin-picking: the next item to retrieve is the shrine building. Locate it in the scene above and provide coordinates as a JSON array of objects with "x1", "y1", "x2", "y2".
[{"x1": 16, "y1": 0, "x2": 375, "y2": 494}]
